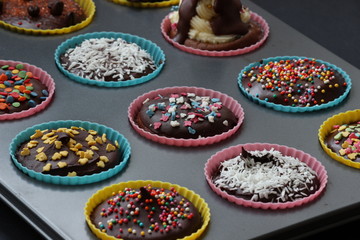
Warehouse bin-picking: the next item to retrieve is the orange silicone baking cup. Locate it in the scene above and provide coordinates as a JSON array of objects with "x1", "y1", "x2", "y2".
[
  {"x1": 109, "y1": 0, "x2": 179, "y2": 8},
  {"x1": 84, "y1": 180, "x2": 210, "y2": 240},
  {"x1": 0, "y1": 0, "x2": 95, "y2": 35},
  {"x1": 318, "y1": 109, "x2": 360, "y2": 169}
]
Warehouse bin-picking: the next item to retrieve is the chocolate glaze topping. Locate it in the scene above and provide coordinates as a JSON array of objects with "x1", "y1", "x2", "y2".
[
  {"x1": 90, "y1": 185, "x2": 202, "y2": 240},
  {"x1": 173, "y1": 0, "x2": 249, "y2": 44}
]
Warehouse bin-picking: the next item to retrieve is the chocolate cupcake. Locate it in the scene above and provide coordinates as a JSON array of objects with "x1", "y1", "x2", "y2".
[
  {"x1": 238, "y1": 56, "x2": 351, "y2": 112},
  {"x1": 85, "y1": 180, "x2": 210, "y2": 240},
  {"x1": 161, "y1": 0, "x2": 269, "y2": 56},
  {"x1": 55, "y1": 32, "x2": 165, "y2": 87},
  {"x1": 205, "y1": 143, "x2": 328, "y2": 209},
  {"x1": 10, "y1": 120, "x2": 131, "y2": 185},
  {"x1": 319, "y1": 109, "x2": 360, "y2": 169},
  {"x1": 0, "y1": 0, "x2": 95, "y2": 35},
  {"x1": 128, "y1": 86, "x2": 244, "y2": 146}
]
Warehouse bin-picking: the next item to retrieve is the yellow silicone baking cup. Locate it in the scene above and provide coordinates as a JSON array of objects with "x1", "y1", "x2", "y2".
[
  {"x1": 110, "y1": 0, "x2": 179, "y2": 8},
  {"x1": 0, "y1": 0, "x2": 95, "y2": 35},
  {"x1": 318, "y1": 109, "x2": 360, "y2": 169},
  {"x1": 85, "y1": 180, "x2": 210, "y2": 240}
]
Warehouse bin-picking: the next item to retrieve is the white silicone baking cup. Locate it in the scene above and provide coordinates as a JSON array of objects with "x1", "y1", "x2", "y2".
[
  {"x1": 0, "y1": 60, "x2": 55, "y2": 120},
  {"x1": 55, "y1": 31, "x2": 165, "y2": 87},
  {"x1": 10, "y1": 120, "x2": 131, "y2": 185},
  {"x1": 238, "y1": 56, "x2": 352, "y2": 112},
  {"x1": 128, "y1": 86, "x2": 244, "y2": 147},
  {"x1": 161, "y1": 12, "x2": 269, "y2": 57},
  {"x1": 204, "y1": 143, "x2": 328, "y2": 209}
]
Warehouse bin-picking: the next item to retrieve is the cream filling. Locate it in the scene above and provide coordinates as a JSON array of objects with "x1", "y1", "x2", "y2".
[{"x1": 170, "y1": 0, "x2": 251, "y2": 44}]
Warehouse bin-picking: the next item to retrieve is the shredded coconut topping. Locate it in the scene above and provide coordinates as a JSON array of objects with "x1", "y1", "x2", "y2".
[
  {"x1": 61, "y1": 37, "x2": 156, "y2": 81},
  {"x1": 213, "y1": 148, "x2": 319, "y2": 203}
]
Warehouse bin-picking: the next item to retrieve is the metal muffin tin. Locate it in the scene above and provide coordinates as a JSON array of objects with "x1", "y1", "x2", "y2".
[{"x1": 1, "y1": 0, "x2": 360, "y2": 239}]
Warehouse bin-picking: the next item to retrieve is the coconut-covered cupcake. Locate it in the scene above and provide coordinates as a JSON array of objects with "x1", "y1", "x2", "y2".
[
  {"x1": 0, "y1": 0, "x2": 95, "y2": 35},
  {"x1": 0, "y1": 60, "x2": 55, "y2": 120},
  {"x1": 238, "y1": 56, "x2": 351, "y2": 112},
  {"x1": 55, "y1": 32, "x2": 165, "y2": 87},
  {"x1": 161, "y1": 0, "x2": 269, "y2": 56},
  {"x1": 10, "y1": 120, "x2": 131, "y2": 185},
  {"x1": 85, "y1": 180, "x2": 210, "y2": 240},
  {"x1": 128, "y1": 86, "x2": 244, "y2": 146},
  {"x1": 205, "y1": 143, "x2": 327, "y2": 209},
  {"x1": 319, "y1": 109, "x2": 360, "y2": 169}
]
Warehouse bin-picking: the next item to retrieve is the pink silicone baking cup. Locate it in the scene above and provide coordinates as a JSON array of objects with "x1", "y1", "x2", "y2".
[
  {"x1": 0, "y1": 60, "x2": 55, "y2": 120},
  {"x1": 161, "y1": 12, "x2": 269, "y2": 57},
  {"x1": 204, "y1": 143, "x2": 328, "y2": 209},
  {"x1": 128, "y1": 86, "x2": 244, "y2": 147}
]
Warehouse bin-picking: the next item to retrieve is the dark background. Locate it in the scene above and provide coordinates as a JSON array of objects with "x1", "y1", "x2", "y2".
[{"x1": 1, "y1": 0, "x2": 359, "y2": 239}]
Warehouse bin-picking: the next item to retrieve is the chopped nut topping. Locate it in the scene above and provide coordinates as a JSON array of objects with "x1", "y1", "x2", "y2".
[
  {"x1": 20, "y1": 148, "x2": 30, "y2": 156},
  {"x1": 57, "y1": 162, "x2": 67, "y2": 168},
  {"x1": 36, "y1": 152, "x2": 48, "y2": 161},
  {"x1": 42, "y1": 163, "x2": 52, "y2": 172},
  {"x1": 100, "y1": 156, "x2": 109, "y2": 163},
  {"x1": 96, "y1": 161, "x2": 105, "y2": 168},
  {"x1": 67, "y1": 171, "x2": 77, "y2": 176},
  {"x1": 78, "y1": 158, "x2": 89, "y2": 165},
  {"x1": 106, "y1": 143, "x2": 116, "y2": 152}
]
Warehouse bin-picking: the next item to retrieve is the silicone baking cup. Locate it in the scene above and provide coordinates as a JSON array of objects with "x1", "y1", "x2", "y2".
[
  {"x1": 128, "y1": 86, "x2": 245, "y2": 147},
  {"x1": 54, "y1": 31, "x2": 166, "y2": 87},
  {"x1": 319, "y1": 109, "x2": 360, "y2": 169},
  {"x1": 238, "y1": 56, "x2": 352, "y2": 113},
  {"x1": 204, "y1": 143, "x2": 328, "y2": 209},
  {"x1": 0, "y1": 60, "x2": 55, "y2": 121},
  {"x1": 0, "y1": 0, "x2": 95, "y2": 35},
  {"x1": 84, "y1": 180, "x2": 210, "y2": 240},
  {"x1": 161, "y1": 12, "x2": 269, "y2": 57},
  {"x1": 9, "y1": 120, "x2": 131, "y2": 185},
  {"x1": 110, "y1": 0, "x2": 179, "y2": 8}
]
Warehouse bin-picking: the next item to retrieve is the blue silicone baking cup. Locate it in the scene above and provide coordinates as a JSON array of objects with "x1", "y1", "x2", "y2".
[
  {"x1": 54, "y1": 31, "x2": 166, "y2": 87},
  {"x1": 237, "y1": 56, "x2": 352, "y2": 113},
  {"x1": 9, "y1": 120, "x2": 131, "y2": 185}
]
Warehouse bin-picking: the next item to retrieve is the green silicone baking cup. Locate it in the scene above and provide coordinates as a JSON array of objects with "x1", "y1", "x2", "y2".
[
  {"x1": 54, "y1": 31, "x2": 165, "y2": 87},
  {"x1": 9, "y1": 120, "x2": 131, "y2": 185}
]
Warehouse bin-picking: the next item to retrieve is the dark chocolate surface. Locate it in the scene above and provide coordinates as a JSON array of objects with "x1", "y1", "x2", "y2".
[
  {"x1": 90, "y1": 186, "x2": 202, "y2": 240},
  {"x1": 0, "y1": 0, "x2": 86, "y2": 30},
  {"x1": 136, "y1": 93, "x2": 238, "y2": 139},
  {"x1": 16, "y1": 127, "x2": 121, "y2": 176}
]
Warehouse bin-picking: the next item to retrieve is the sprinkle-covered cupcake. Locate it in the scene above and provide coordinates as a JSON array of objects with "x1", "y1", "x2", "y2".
[
  {"x1": 0, "y1": 60, "x2": 55, "y2": 120},
  {"x1": 161, "y1": 0, "x2": 269, "y2": 56},
  {"x1": 0, "y1": 0, "x2": 95, "y2": 35},
  {"x1": 10, "y1": 120, "x2": 131, "y2": 185},
  {"x1": 319, "y1": 109, "x2": 360, "y2": 169},
  {"x1": 55, "y1": 32, "x2": 165, "y2": 87},
  {"x1": 238, "y1": 56, "x2": 351, "y2": 112},
  {"x1": 205, "y1": 143, "x2": 327, "y2": 209},
  {"x1": 85, "y1": 180, "x2": 210, "y2": 240},
  {"x1": 128, "y1": 86, "x2": 244, "y2": 146}
]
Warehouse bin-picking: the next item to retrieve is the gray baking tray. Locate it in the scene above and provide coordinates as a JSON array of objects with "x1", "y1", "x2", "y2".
[{"x1": 1, "y1": 0, "x2": 360, "y2": 239}]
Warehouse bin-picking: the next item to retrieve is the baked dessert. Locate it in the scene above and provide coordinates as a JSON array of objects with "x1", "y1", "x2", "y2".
[
  {"x1": 0, "y1": 0, "x2": 87, "y2": 30},
  {"x1": 59, "y1": 37, "x2": 157, "y2": 82},
  {"x1": 135, "y1": 92, "x2": 238, "y2": 139},
  {"x1": 15, "y1": 126, "x2": 121, "y2": 176},
  {"x1": 324, "y1": 122, "x2": 360, "y2": 162},
  {"x1": 239, "y1": 57, "x2": 349, "y2": 108},
  {"x1": 167, "y1": 0, "x2": 264, "y2": 51},
  {"x1": 0, "y1": 63, "x2": 49, "y2": 115},
  {"x1": 89, "y1": 184, "x2": 202, "y2": 240},
  {"x1": 212, "y1": 147, "x2": 320, "y2": 203}
]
